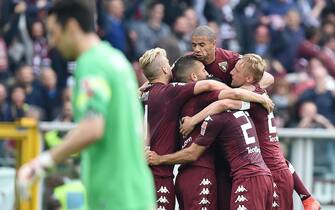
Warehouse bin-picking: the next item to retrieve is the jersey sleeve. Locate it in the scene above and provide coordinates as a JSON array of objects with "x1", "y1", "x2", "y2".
[
  {"x1": 74, "y1": 75, "x2": 111, "y2": 120},
  {"x1": 194, "y1": 115, "x2": 221, "y2": 147},
  {"x1": 168, "y1": 82, "x2": 196, "y2": 102}
]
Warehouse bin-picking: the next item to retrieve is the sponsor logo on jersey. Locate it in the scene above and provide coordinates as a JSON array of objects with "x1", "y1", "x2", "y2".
[
  {"x1": 199, "y1": 198, "x2": 210, "y2": 205},
  {"x1": 157, "y1": 196, "x2": 169, "y2": 203},
  {"x1": 269, "y1": 135, "x2": 279, "y2": 142},
  {"x1": 272, "y1": 201, "x2": 280, "y2": 208},
  {"x1": 200, "y1": 188, "x2": 210, "y2": 195},
  {"x1": 246, "y1": 146, "x2": 261, "y2": 154},
  {"x1": 218, "y1": 61, "x2": 228, "y2": 72},
  {"x1": 157, "y1": 206, "x2": 167, "y2": 210},
  {"x1": 171, "y1": 82, "x2": 186, "y2": 87},
  {"x1": 235, "y1": 185, "x2": 247, "y2": 193},
  {"x1": 235, "y1": 195, "x2": 248, "y2": 203},
  {"x1": 237, "y1": 204, "x2": 248, "y2": 210},
  {"x1": 200, "y1": 178, "x2": 212, "y2": 186},
  {"x1": 182, "y1": 137, "x2": 192, "y2": 149},
  {"x1": 157, "y1": 186, "x2": 170, "y2": 194}
]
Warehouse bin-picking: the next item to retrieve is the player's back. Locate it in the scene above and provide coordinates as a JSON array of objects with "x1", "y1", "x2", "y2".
[
  {"x1": 248, "y1": 86, "x2": 287, "y2": 172},
  {"x1": 210, "y1": 110, "x2": 271, "y2": 180},
  {"x1": 142, "y1": 82, "x2": 195, "y2": 177},
  {"x1": 180, "y1": 92, "x2": 220, "y2": 169}
]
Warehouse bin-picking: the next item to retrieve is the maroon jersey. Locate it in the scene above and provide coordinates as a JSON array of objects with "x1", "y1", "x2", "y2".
[
  {"x1": 179, "y1": 91, "x2": 220, "y2": 169},
  {"x1": 249, "y1": 85, "x2": 288, "y2": 172},
  {"x1": 195, "y1": 111, "x2": 271, "y2": 180},
  {"x1": 142, "y1": 82, "x2": 196, "y2": 177},
  {"x1": 205, "y1": 48, "x2": 240, "y2": 85}
]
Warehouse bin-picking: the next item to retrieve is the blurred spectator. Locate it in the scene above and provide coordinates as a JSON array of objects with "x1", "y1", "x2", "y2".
[
  {"x1": 172, "y1": 15, "x2": 192, "y2": 53},
  {"x1": 55, "y1": 100, "x2": 73, "y2": 122},
  {"x1": 15, "y1": 65, "x2": 44, "y2": 108},
  {"x1": 183, "y1": 7, "x2": 199, "y2": 32},
  {"x1": 0, "y1": 83, "x2": 8, "y2": 121},
  {"x1": 248, "y1": 24, "x2": 272, "y2": 58},
  {"x1": 160, "y1": 0, "x2": 191, "y2": 25},
  {"x1": 298, "y1": 63, "x2": 335, "y2": 124},
  {"x1": 30, "y1": 20, "x2": 50, "y2": 75},
  {"x1": 319, "y1": 35, "x2": 335, "y2": 78},
  {"x1": 297, "y1": 101, "x2": 334, "y2": 129},
  {"x1": 4, "y1": 85, "x2": 28, "y2": 121},
  {"x1": 132, "y1": 1, "x2": 171, "y2": 58},
  {"x1": 0, "y1": 35, "x2": 11, "y2": 85},
  {"x1": 40, "y1": 67, "x2": 62, "y2": 121},
  {"x1": 297, "y1": 26, "x2": 321, "y2": 60},
  {"x1": 102, "y1": 0, "x2": 127, "y2": 53},
  {"x1": 272, "y1": 9, "x2": 304, "y2": 73}
]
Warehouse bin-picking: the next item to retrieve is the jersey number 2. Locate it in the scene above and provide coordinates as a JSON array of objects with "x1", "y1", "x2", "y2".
[{"x1": 233, "y1": 111, "x2": 256, "y2": 145}]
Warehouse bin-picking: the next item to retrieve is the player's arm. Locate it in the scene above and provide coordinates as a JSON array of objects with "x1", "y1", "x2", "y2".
[
  {"x1": 259, "y1": 72, "x2": 274, "y2": 89},
  {"x1": 146, "y1": 143, "x2": 206, "y2": 165},
  {"x1": 218, "y1": 88, "x2": 274, "y2": 112},
  {"x1": 50, "y1": 114, "x2": 104, "y2": 163},
  {"x1": 180, "y1": 100, "x2": 249, "y2": 136},
  {"x1": 193, "y1": 80, "x2": 230, "y2": 95}
]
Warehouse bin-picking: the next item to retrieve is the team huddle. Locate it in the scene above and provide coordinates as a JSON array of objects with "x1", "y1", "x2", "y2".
[{"x1": 140, "y1": 26, "x2": 321, "y2": 210}]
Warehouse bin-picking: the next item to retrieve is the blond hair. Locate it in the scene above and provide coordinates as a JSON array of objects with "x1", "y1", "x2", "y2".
[
  {"x1": 240, "y1": 53, "x2": 266, "y2": 83},
  {"x1": 139, "y1": 48, "x2": 167, "y2": 81}
]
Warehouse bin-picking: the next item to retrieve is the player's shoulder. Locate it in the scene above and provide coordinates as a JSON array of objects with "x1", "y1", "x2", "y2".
[{"x1": 215, "y1": 48, "x2": 241, "y2": 60}]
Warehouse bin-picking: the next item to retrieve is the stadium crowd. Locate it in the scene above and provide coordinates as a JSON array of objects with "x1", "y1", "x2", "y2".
[
  {"x1": 0, "y1": 0, "x2": 334, "y2": 209},
  {"x1": 0, "y1": 0, "x2": 335, "y2": 128}
]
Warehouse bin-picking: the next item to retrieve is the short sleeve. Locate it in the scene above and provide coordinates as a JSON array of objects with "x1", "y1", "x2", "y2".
[
  {"x1": 74, "y1": 76, "x2": 111, "y2": 120},
  {"x1": 168, "y1": 82, "x2": 196, "y2": 102},
  {"x1": 194, "y1": 115, "x2": 221, "y2": 147}
]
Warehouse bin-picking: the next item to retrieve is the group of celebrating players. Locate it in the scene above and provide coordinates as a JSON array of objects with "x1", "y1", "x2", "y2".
[{"x1": 139, "y1": 25, "x2": 321, "y2": 210}]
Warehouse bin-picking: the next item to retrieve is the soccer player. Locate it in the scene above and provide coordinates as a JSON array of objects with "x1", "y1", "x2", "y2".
[
  {"x1": 182, "y1": 54, "x2": 321, "y2": 210},
  {"x1": 147, "y1": 109, "x2": 274, "y2": 210},
  {"x1": 230, "y1": 54, "x2": 321, "y2": 210},
  {"x1": 17, "y1": 1, "x2": 155, "y2": 210},
  {"x1": 191, "y1": 25, "x2": 274, "y2": 88},
  {"x1": 171, "y1": 54, "x2": 274, "y2": 210},
  {"x1": 139, "y1": 47, "x2": 230, "y2": 210}
]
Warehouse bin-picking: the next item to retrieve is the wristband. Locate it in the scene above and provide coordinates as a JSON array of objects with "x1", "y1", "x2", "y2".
[{"x1": 240, "y1": 101, "x2": 250, "y2": 110}]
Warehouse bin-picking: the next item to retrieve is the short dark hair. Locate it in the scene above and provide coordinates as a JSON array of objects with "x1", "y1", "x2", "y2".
[
  {"x1": 48, "y1": 0, "x2": 95, "y2": 33},
  {"x1": 172, "y1": 55, "x2": 200, "y2": 82}
]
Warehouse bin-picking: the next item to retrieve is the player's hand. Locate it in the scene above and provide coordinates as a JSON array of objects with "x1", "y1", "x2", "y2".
[
  {"x1": 261, "y1": 94, "x2": 274, "y2": 113},
  {"x1": 145, "y1": 150, "x2": 161, "y2": 166},
  {"x1": 17, "y1": 152, "x2": 54, "y2": 200},
  {"x1": 180, "y1": 116, "x2": 195, "y2": 138}
]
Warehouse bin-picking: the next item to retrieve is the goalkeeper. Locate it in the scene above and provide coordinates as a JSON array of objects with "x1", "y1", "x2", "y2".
[{"x1": 17, "y1": 1, "x2": 155, "y2": 210}]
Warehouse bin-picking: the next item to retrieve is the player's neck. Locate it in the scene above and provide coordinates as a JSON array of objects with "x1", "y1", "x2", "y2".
[
  {"x1": 205, "y1": 53, "x2": 215, "y2": 65},
  {"x1": 75, "y1": 33, "x2": 101, "y2": 58},
  {"x1": 150, "y1": 77, "x2": 169, "y2": 85}
]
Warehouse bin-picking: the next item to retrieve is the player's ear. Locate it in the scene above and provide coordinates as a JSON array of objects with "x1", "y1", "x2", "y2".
[{"x1": 190, "y1": 72, "x2": 198, "y2": 82}]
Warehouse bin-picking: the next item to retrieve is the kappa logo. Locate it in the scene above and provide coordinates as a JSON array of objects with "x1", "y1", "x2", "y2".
[
  {"x1": 299, "y1": 194, "x2": 308, "y2": 199},
  {"x1": 272, "y1": 201, "x2": 280, "y2": 208},
  {"x1": 237, "y1": 204, "x2": 248, "y2": 210},
  {"x1": 200, "y1": 121, "x2": 208, "y2": 136},
  {"x1": 218, "y1": 61, "x2": 228, "y2": 72},
  {"x1": 199, "y1": 198, "x2": 210, "y2": 205},
  {"x1": 273, "y1": 183, "x2": 277, "y2": 188},
  {"x1": 235, "y1": 195, "x2": 248, "y2": 203},
  {"x1": 157, "y1": 196, "x2": 169, "y2": 204},
  {"x1": 157, "y1": 186, "x2": 170, "y2": 194},
  {"x1": 273, "y1": 191, "x2": 279, "y2": 198},
  {"x1": 157, "y1": 206, "x2": 167, "y2": 210},
  {"x1": 200, "y1": 188, "x2": 210, "y2": 195},
  {"x1": 201, "y1": 208, "x2": 208, "y2": 210},
  {"x1": 235, "y1": 185, "x2": 247, "y2": 193},
  {"x1": 200, "y1": 178, "x2": 212, "y2": 186}
]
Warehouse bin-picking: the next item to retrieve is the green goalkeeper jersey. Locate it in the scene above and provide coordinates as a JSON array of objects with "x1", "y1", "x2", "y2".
[{"x1": 72, "y1": 41, "x2": 155, "y2": 210}]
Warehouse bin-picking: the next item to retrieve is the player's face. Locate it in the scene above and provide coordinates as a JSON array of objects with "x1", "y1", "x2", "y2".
[
  {"x1": 230, "y1": 61, "x2": 249, "y2": 87},
  {"x1": 191, "y1": 36, "x2": 215, "y2": 63},
  {"x1": 47, "y1": 15, "x2": 76, "y2": 59},
  {"x1": 192, "y1": 61, "x2": 209, "y2": 81}
]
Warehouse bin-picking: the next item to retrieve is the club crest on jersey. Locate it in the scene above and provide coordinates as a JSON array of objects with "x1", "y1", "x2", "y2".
[{"x1": 218, "y1": 61, "x2": 228, "y2": 72}]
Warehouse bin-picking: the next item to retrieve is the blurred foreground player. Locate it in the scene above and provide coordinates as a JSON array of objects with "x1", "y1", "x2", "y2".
[{"x1": 17, "y1": 1, "x2": 155, "y2": 210}]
